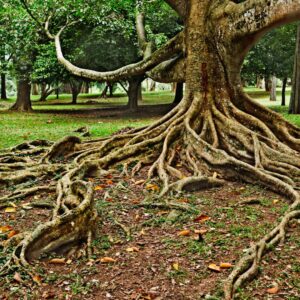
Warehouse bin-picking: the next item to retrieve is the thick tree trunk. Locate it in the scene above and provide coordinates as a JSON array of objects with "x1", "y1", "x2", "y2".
[
  {"x1": 10, "y1": 78, "x2": 32, "y2": 112},
  {"x1": 282, "y1": 77, "x2": 287, "y2": 106},
  {"x1": 173, "y1": 82, "x2": 184, "y2": 104},
  {"x1": 290, "y1": 24, "x2": 300, "y2": 114},
  {"x1": 1, "y1": 73, "x2": 7, "y2": 100},
  {"x1": 127, "y1": 77, "x2": 143, "y2": 111},
  {"x1": 270, "y1": 75, "x2": 277, "y2": 101}
]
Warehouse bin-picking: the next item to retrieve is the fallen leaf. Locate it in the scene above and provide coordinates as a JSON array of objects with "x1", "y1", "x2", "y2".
[
  {"x1": 177, "y1": 229, "x2": 190, "y2": 236},
  {"x1": 94, "y1": 185, "x2": 103, "y2": 191},
  {"x1": 0, "y1": 225, "x2": 13, "y2": 233},
  {"x1": 106, "y1": 180, "x2": 113, "y2": 185},
  {"x1": 46, "y1": 120, "x2": 53, "y2": 124},
  {"x1": 126, "y1": 247, "x2": 140, "y2": 252},
  {"x1": 267, "y1": 283, "x2": 279, "y2": 294},
  {"x1": 4, "y1": 207, "x2": 16, "y2": 213},
  {"x1": 13, "y1": 272, "x2": 22, "y2": 283},
  {"x1": 134, "y1": 179, "x2": 145, "y2": 185},
  {"x1": 146, "y1": 183, "x2": 160, "y2": 192},
  {"x1": 66, "y1": 259, "x2": 72, "y2": 264},
  {"x1": 100, "y1": 257, "x2": 116, "y2": 263},
  {"x1": 194, "y1": 229, "x2": 208, "y2": 235},
  {"x1": 173, "y1": 263, "x2": 179, "y2": 271},
  {"x1": 32, "y1": 274, "x2": 42, "y2": 285},
  {"x1": 49, "y1": 258, "x2": 66, "y2": 264},
  {"x1": 194, "y1": 214, "x2": 211, "y2": 223},
  {"x1": 208, "y1": 263, "x2": 221, "y2": 272},
  {"x1": 212, "y1": 172, "x2": 218, "y2": 179},
  {"x1": 273, "y1": 199, "x2": 280, "y2": 204},
  {"x1": 7, "y1": 230, "x2": 18, "y2": 238},
  {"x1": 156, "y1": 210, "x2": 169, "y2": 216},
  {"x1": 220, "y1": 262, "x2": 233, "y2": 269}
]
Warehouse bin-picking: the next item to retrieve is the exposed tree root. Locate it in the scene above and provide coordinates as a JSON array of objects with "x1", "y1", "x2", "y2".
[{"x1": 0, "y1": 92, "x2": 299, "y2": 299}]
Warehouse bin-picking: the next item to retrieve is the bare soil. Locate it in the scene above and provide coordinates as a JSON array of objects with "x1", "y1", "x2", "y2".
[{"x1": 0, "y1": 172, "x2": 299, "y2": 300}]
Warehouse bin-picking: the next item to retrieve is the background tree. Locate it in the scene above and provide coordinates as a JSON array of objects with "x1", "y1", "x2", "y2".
[{"x1": 290, "y1": 24, "x2": 300, "y2": 114}]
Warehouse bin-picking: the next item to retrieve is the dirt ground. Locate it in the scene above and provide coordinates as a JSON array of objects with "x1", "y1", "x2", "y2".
[{"x1": 0, "y1": 171, "x2": 299, "y2": 300}]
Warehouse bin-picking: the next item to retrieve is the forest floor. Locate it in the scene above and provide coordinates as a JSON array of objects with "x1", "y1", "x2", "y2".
[
  {"x1": 0, "y1": 171, "x2": 299, "y2": 300},
  {"x1": 0, "y1": 88, "x2": 299, "y2": 299}
]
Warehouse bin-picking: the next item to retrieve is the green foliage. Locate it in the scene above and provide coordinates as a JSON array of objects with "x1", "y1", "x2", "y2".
[{"x1": 242, "y1": 23, "x2": 298, "y2": 83}]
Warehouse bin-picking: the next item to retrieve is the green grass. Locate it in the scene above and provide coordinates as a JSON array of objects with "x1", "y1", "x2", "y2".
[
  {"x1": 0, "y1": 90, "x2": 299, "y2": 149},
  {"x1": 0, "y1": 112, "x2": 154, "y2": 149}
]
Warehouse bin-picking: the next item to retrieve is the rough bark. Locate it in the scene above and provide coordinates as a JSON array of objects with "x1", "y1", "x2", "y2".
[
  {"x1": 127, "y1": 76, "x2": 143, "y2": 111},
  {"x1": 290, "y1": 24, "x2": 300, "y2": 114},
  {"x1": 10, "y1": 77, "x2": 32, "y2": 112},
  {"x1": 1, "y1": 73, "x2": 7, "y2": 100}
]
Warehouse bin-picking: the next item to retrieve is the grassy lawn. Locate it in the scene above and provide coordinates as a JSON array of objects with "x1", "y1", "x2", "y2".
[{"x1": 0, "y1": 89, "x2": 299, "y2": 149}]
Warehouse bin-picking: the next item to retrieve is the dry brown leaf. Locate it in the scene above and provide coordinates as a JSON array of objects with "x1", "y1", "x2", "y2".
[
  {"x1": 194, "y1": 229, "x2": 208, "y2": 235},
  {"x1": 0, "y1": 225, "x2": 13, "y2": 233},
  {"x1": 4, "y1": 207, "x2": 16, "y2": 213},
  {"x1": 126, "y1": 247, "x2": 140, "y2": 252},
  {"x1": 208, "y1": 263, "x2": 221, "y2": 272},
  {"x1": 267, "y1": 283, "x2": 279, "y2": 294},
  {"x1": 220, "y1": 262, "x2": 233, "y2": 269},
  {"x1": 146, "y1": 183, "x2": 160, "y2": 192},
  {"x1": 32, "y1": 275, "x2": 42, "y2": 285},
  {"x1": 194, "y1": 214, "x2": 211, "y2": 223},
  {"x1": 134, "y1": 179, "x2": 145, "y2": 185},
  {"x1": 13, "y1": 272, "x2": 22, "y2": 283},
  {"x1": 94, "y1": 185, "x2": 103, "y2": 191},
  {"x1": 7, "y1": 230, "x2": 18, "y2": 239},
  {"x1": 100, "y1": 257, "x2": 116, "y2": 263},
  {"x1": 49, "y1": 258, "x2": 66, "y2": 264},
  {"x1": 106, "y1": 180, "x2": 113, "y2": 185},
  {"x1": 273, "y1": 199, "x2": 280, "y2": 204},
  {"x1": 173, "y1": 263, "x2": 179, "y2": 271},
  {"x1": 177, "y1": 229, "x2": 191, "y2": 236}
]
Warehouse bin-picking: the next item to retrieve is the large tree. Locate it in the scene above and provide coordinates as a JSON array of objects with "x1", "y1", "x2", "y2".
[{"x1": 1, "y1": 1, "x2": 300, "y2": 299}]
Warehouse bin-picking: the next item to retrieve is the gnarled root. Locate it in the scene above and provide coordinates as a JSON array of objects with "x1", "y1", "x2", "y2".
[
  {"x1": 1, "y1": 180, "x2": 97, "y2": 273},
  {"x1": 0, "y1": 92, "x2": 299, "y2": 299}
]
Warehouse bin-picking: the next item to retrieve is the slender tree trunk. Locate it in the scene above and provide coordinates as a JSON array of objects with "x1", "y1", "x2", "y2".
[
  {"x1": 100, "y1": 83, "x2": 109, "y2": 98},
  {"x1": 265, "y1": 76, "x2": 271, "y2": 92},
  {"x1": 270, "y1": 75, "x2": 277, "y2": 101},
  {"x1": 39, "y1": 83, "x2": 47, "y2": 102},
  {"x1": 173, "y1": 82, "x2": 184, "y2": 104},
  {"x1": 1, "y1": 73, "x2": 7, "y2": 100},
  {"x1": 149, "y1": 80, "x2": 156, "y2": 91},
  {"x1": 138, "y1": 84, "x2": 143, "y2": 102},
  {"x1": 32, "y1": 83, "x2": 39, "y2": 95},
  {"x1": 290, "y1": 24, "x2": 300, "y2": 114},
  {"x1": 281, "y1": 77, "x2": 287, "y2": 106},
  {"x1": 10, "y1": 78, "x2": 32, "y2": 112},
  {"x1": 108, "y1": 83, "x2": 114, "y2": 97}
]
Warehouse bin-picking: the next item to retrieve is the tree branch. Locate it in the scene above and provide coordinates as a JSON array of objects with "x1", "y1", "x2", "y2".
[
  {"x1": 164, "y1": 0, "x2": 187, "y2": 19},
  {"x1": 47, "y1": 20, "x2": 184, "y2": 82},
  {"x1": 233, "y1": 0, "x2": 300, "y2": 41}
]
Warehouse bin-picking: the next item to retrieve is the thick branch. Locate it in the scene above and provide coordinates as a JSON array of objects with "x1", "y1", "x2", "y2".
[
  {"x1": 164, "y1": 0, "x2": 187, "y2": 19},
  {"x1": 48, "y1": 22, "x2": 183, "y2": 82},
  {"x1": 233, "y1": 0, "x2": 300, "y2": 41},
  {"x1": 147, "y1": 55, "x2": 186, "y2": 83}
]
